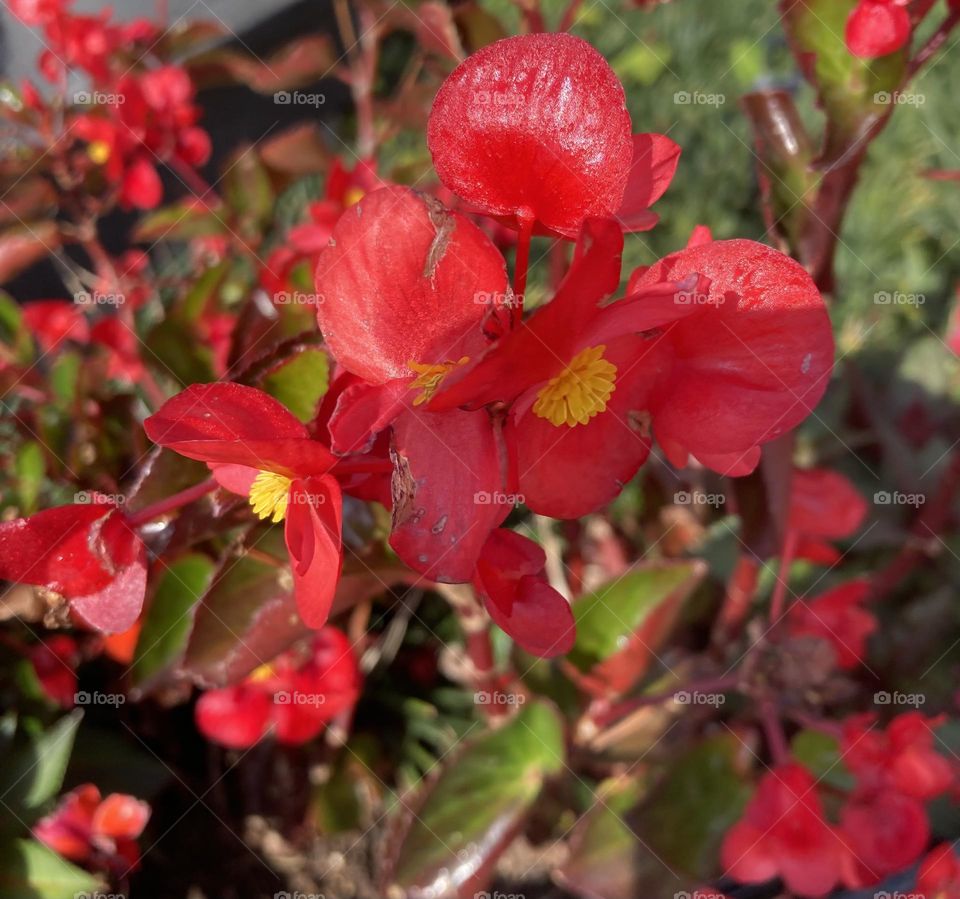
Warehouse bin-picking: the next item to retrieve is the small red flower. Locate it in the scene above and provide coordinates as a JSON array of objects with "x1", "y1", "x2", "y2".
[
  {"x1": 918, "y1": 843, "x2": 960, "y2": 898},
  {"x1": 22, "y1": 299, "x2": 90, "y2": 353},
  {"x1": 472, "y1": 529, "x2": 575, "y2": 657},
  {"x1": 628, "y1": 239, "x2": 835, "y2": 475},
  {"x1": 786, "y1": 579, "x2": 876, "y2": 670},
  {"x1": 34, "y1": 784, "x2": 150, "y2": 875},
  {"x1": 194, "y1": 628, "x2": 361, "y2": 748},
  {"x1": 90, "y1": 316, "x2": 145, "y2": 382},
  {"x1": 721, "y1": 762, "x2": 845, "y2": 897},
  {"x1": 145, "y1": 383, "x2": 358, "y2": 627},
  {"x1": 427, "y1": 33, "x2": 679, "y2": 238},
  {"x1": 789, "y1": 467, "x2": 868, "y2": 564},
  {"x1": 29, "y1": 634, "x2": 79, "y2": 707},
  {"x1": 846, "y1": 0, "x2": 912, "y2": 58},
  {"x1": 0, "y1": 500, "x2": 146, "y2": 633}
]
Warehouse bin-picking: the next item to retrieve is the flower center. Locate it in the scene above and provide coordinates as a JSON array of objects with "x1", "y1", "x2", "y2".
[
  {"x1": 408, "y1": 356, "x2": 470, "y2": 406},
  {"x1": 343, "y1": 186, "x2": 365, "y2": 207},
  {"x1": 248, "y1": 471, "x2": 292, "y2": 523},
  {"x1": 87, "y1": 141, "x2": 111, "y2": 165},
  {"x1": 248, "y1": 662, "x2": 276, "y2": 682},
  {"x1": 533, "y1": 345, "x2": 617, "y2": 427}
]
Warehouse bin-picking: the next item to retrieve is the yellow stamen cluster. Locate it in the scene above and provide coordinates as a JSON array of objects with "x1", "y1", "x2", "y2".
[
  {"x1": 87, "y1": 141, "x2": 111, "y2": 165},
  {"x1": 408, "y1": 356, "x2": 470, "y2": 406},
  {"x1": 533, "y1": 345, "x2": 617, "y2": 427},
  {"x1": 343, "y1": 186, "x2": 366, "y2": 208},
  {"x1": 248, "y1": 662, "x2": 276, "y2": 682},
  {"x1": 248, "y1": 470, "x2": 292, "y2": 523}
]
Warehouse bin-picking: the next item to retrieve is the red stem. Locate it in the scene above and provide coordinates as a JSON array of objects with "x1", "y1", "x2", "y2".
[
  {"x1": 511, "y1": 214, "x2": 534, "y2": 326},
  {"x1": 760, "y1": 698, "x2": 789, "y2": 765},
  {"x1": 127, "y1": 477, "x2": 218, "y2": 526},
  {"x1": 769, "y1": 529, "x2": 798, "y2": 624}
]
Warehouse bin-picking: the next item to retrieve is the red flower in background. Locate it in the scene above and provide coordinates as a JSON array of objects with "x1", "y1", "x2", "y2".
[
  {"x1": 788, "y1": 467, "x2": 868, "y2": 564},
  {"x1": 432, "y1": 217, "x2": 705, "y2": 519},
  {"x1": 29, "y1": 634, "x2": 79, "y2": 707},
  {"x1": 22, "y1": 300, "x2": 89, "y2": 352},
  {"x1": 918, "y1": 843, "x2": 960, "y2": 898},
  {"x1": 145, "y1": 383, "x2": 353, "y2": 627},
  {"x1": 846, "y1": 0, "x2": 912, "y2": 58},
  {"x1": 472, "y1": 529, "x2": 575, "y2": 657},
  {"x1": 316, "y1": 185, "x2": 512, "y2": 582},
  {"x1": 628, "y1": 240, "x2": 835, "y2": 475},
  {"x1": 427, "y1": 32, "x2": 680, "y2": 238},
  {"x1": 34, "y1": 784, "x2": 150, "y2": 875},
  {"x1": 0, "y1": 500, "x2": 146, "y2": 633},
  {"x1": 194, "y1": 627, "x2": 361, "y2": 748},
  {"x1": 786, "y1": 579, "x2": 877, "y2": 670},
  {"x1": 721, "y1": 762, "x2": 844, "y2": 897}
]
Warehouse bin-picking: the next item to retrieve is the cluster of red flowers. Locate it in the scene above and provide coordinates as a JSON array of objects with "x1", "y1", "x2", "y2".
[
  {"x1": 10, "y1": 0, "x2": 210, "y2": 209},
  {"x1": 722, "y1": 712, "x2": 957, "y2": 896}
]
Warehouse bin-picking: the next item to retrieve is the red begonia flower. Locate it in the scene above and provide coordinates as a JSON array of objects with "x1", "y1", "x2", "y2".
[
  {"x1": 789, "y1": 466, "x2": 868, "y2": 563},
  {"x1": 427, "y1": 33, "x2": 679, "y2": 237},
  {"x1": 838, "y1": 789, "x2": 929, "y2": 887},
  {"x1": 918, "y1": 843, "x2": 960, "y2": 898},
  {"x1": 90, "y1": 316, "x2": 145, "y2": 382},
  {"x1": 721, "y1": 763, "x2": 844, "y2": 897},
  {"x1": 629, "y1": 240, "x2": 834, "y2": 475},
  {"x1": 144, "y1": 383, "x2": 346, "y2": 627},
  {"x1": 842, "y1": 712, "x2": 954, "y2": 801},
  {"x1": 472, "y1": 529, "x2": 575, "y2": 657},
  {"x1": 29, "y1": 634, "x2": 79, "y2": 707},
  {"x1": 846, "y1": 0, "x2": 911, "y2": 58},
  {"x1": 316, "y1": 186, "x2": 512, "y2": 580},
  {"x1": 194, "y1": 627, "x2": 361, "y2": 748},
  {"x1": 786, "y1": 579, "x2": 876, "y2": 670},
  {"x1": 22, "y1": 299, "x2": 90, "y2": 352},
  {"x1": 0, "y1": 501, "x2": 146, "y2": 633},
  {"x1": 34, "y1": 784, "x2": 149, "y2": 875},
  {"x1": 432, "y1": 217, "x2": 703, "y2": 518}
]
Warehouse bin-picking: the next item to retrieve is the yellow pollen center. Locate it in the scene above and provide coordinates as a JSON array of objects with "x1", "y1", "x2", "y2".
[
  {"x1": 343, "y1": 186, "x2": 365, "y2": 208},
  {"x1": 248, "y1": 470, "x2": 292, "y2": 523},
  {"x1": 87, "y1": 140, "x2": 111, "y2": 165},
  {"x1": 408, "y1": 356, "x2": 470, "y2": 406},
  {"x1": 533, "y1": 345, "x2": 617, "y2": 428},
  {"x1": 248, "y1": 662, "x2": 276, "y2": 682}
]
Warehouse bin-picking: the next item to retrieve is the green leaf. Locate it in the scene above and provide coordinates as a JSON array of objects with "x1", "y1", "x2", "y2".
[
  {"x1": 261, "y1": 347, "x2": 329, "y2": 422},
  {"x1": 133, "y1": 200, "x2": 226, "y2": 243},
  {"x1": 132, "y1": 553, "x2": 217, "y2": 689},
  {"x1": 144, "y1": 318, "x2": 215, "y2": 386},
  {"x1": 386, "y1": 702, "x2": 564, "y2": 894},
  {"x1": 14, "y1": 442, "x2": 44, "y2": 514},
  {"x1": 638, "y1": 734, "x2": 751, "y2": 882},
  {"x1": 0, "y1": 838, "x2": 99, "y2": 899},
  {"x1": 48, "y1": 352, "x2": 81, "y2": 408},
  {"x1": 224, "y1": 150, "x2": 274, "y2": 232},
  {"x1": 568, "y1": 561, "x2": 705, "y2": 691},
  {"x1": 1, "y1": 712, "x2": 82, "y2": 826},
  {"x1": 791, "y1": 729, "x2": 856, "y2": 791}
]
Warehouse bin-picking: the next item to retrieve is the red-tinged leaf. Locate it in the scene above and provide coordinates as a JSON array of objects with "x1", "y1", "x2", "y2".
[
  {"x1": 155, "y1": 19, "x2": 226, "y2": 56},
  {"x1": 427, "y1": 33, "x2": 634, "y2": 237},
  {"x1": 415, "y1": 1, "x2": 465, "y2": 60},
  {"x1": 123, "y1": 447, "x2": 210, "y2": 515},
  {"x1": 315, "y1": 186, "x2": 506, "y2": 383},
  {"x1": 389, "y1": 408, "x2": 508, "y2": 583},
  {"x1": 133, "y1": 200, "x2": 226, "y2": 243},
  {"x1": 186, "y1": 35, "x2": 337, "y2": 93},
  {"x1": 259, "y1": 123, "x2": 330, "y2": 176},
  {"x1": 568, "y1": 561, "x2": 705, "y2": 695},
  {"x1": 0, "y1": 221, "x2": 60, "y2": 284},
  {"x1": 0, "y1": 177, "x2": 57, "y2": 227},
  {"x1": 382, "y1": 702, "x2": 564, "y2": 897}
]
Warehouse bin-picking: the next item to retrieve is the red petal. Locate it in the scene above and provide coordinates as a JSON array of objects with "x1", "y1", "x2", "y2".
[
  {"x1": 721, "y1": 821, "x2": 778, "y2": 885},
  {"x1": 327, "y1": 378, "x2": 412, "y2": 455},
  {"x1": 428, "y1": 33, "x2": 634, "y2": 237},
  {"x1": 120, "y1": 156, "x2": 163, "y2": 210},
  {"x1": 22, "y1": 300, "x2": 90, "y2": 352},
  {"x1": 511, "y1": 335, "x2": 662, "y2": 518},
  {"x1": 789, "y1": 467, "x2": 868, "y2": 540},
  {"x1": 390, "y1": 408, "x2": 508, "y2": 582},
  {"x1": 315, "y1": 186, "x2": 506, "y2": 383},
  {"x1": 616, "y1": 133, "x2": 681, "y2": 231},
  {"x1": 846, "y1": 0, "x2": 911, "y2": 58},
  {"x1": 92, "y1": 794, "x2": 150, "y2": 840},
  {"x1": 145, "y1": 382, "x2": 335, "y2": 478},
  {"x1": 631, "y1": 239, "x2": 833, "y2": 461},
  {"x1": 284, "y1": 476, "x2": 343, "y2": 628},
  {"x1": 195, "y1": 684, "x2": 272, "y2": 748},
  {"x1": 208, "y1": 462, "x2": 258, "y2": 495}
]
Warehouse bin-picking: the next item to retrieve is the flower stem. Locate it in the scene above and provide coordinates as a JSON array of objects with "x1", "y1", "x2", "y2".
[
  {"x1": 128, "y1": 477, "x2": 218, "y2": 526},
  {"x1": 769, "y1": 529, "x2": 798, "y2": 624},
  {"x1": 511, "y1": 213, "x2": 534, "y2": 326}
]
